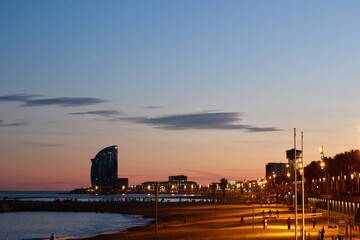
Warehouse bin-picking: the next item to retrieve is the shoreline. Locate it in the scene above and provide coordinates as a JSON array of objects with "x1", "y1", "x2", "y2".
[{"x1": 1, "y1": 201, "x2": 352, "y2": 239}]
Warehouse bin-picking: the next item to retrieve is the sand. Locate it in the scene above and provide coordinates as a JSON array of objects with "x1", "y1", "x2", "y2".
[
  {"x1": 78, "y1": 203, "x2": 352, "y2": 240},
  {"x1": 3, "y1": 200, "x2": 355, "y2": 239}
]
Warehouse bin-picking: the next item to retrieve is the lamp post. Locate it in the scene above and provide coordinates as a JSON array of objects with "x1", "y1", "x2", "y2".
[
  {"x1": 287, "y1": 171, "x2": 291, "y2": 205},
  {"x1": 286, "y1": 161, "x2": 291, "y2": 207},
  {"x1": 294, "y1": 129, "x2": 298, "y2": 240},
  {"x1": 155, "y1": 182, "x2": 158, "y2": 239},
  {"x1": 320, "y1": 146, "x2": 329, "y2": 227},
  {"x1": 301, "y1": 132, "x2": 305, "y2": 240}
]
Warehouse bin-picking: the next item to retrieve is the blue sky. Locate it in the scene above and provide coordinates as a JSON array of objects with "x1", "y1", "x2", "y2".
[{"x1": 1, "y1": 0, "x2": 360, "y2": 190}]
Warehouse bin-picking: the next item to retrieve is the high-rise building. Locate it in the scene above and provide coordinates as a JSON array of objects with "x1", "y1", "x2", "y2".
[
  {"x1": 286, "y1": 148, "x2": 302, "y2": 171},
  {"x1": 90, "y1": 145, "x2": 119, "y2": 189},
  {"x1": 265, "y1": 162, "x2": 286, "y2": 179}
]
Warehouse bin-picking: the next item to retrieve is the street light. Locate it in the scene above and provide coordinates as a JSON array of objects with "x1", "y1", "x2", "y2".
[{"x1": 320, "y1": 146, "x2": 329, "y2": 227}]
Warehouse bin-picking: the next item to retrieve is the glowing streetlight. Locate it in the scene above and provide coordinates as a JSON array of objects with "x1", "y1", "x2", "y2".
[{"x1": 320, "y1": 146, "x2": 329, "y2": 227}]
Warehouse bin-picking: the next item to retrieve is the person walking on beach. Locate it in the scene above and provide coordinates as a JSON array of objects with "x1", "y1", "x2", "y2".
[
  {"x1": 50, "y1": 233, "x2": 54, "y2": 240},
  {"x1": 263, "y1": 217, "x2": 266, "y2": 229},
  {"x1": 265, "y1": 218, "x2": 268, "y2": 228},
  {"x1": 286, "y1": 217, "x2": 291, "y2": 230},
  {"x1": 263, "y1": 217, "x2": 268, "y2": 229},
  {"x1": 320, "y1": 226, "x2": 325, "y2": 240},
  {"x1": 313, "y1": 218, "x2": 316, "y2": 229}
]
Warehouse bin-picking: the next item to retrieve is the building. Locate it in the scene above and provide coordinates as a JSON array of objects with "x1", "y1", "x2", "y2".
[
  {"x1": 265, "y1": 162, "x2": 287, "y2": 179},
  {"x1": 90, "y1": 145, "x2": 128, "y2": 191},
  {"x1": 139, "y1": 175, "x2": 199, "y2": 192},
  {"x1": 285, "y1": 148, "x2": 302, "y2": 173},
  {"x1": 169, "y1": 175, "x2": 187, "y2": 183}
]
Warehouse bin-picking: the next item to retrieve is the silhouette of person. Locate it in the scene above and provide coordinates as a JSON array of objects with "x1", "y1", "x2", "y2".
[
  {"x1": 263, "y1": 217, "x2": 266, "y2": 229},
  {"x1": 50, "y1": 233, "x2": 54, "y2": 240},
  {"x1": 320, "y1": 226, "x2": 325, "y2": 240},
  {"x1": 286, "y1": 217, "x2": 291, "y2": 230},
  {"x1": 313, "y1": 219, "x2": 316, "y2": 229}
]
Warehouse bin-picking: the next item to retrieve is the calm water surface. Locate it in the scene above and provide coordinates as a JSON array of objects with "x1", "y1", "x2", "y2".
[
  {"x1": 0, "y1": 211, "x2": 151, "y2": 240},
  {"x1": 0, "y1": 191, "x2": 206, "y2": 202}
]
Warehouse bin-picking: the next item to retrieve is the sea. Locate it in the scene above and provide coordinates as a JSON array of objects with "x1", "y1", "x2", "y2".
[
  {"x1": 0, "y1": 191, "x2": 207, "y2": 240},
  {"x1": 0, "y1": 191, "x2": 205, "y2": 202},
  {"x1": 0, "y1": 211, "x2": 150, "y2": 240}
]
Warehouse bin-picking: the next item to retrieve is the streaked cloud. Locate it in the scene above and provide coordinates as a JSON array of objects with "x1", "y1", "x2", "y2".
[
  {"x1": 0, "y1": 93, "x2": 41, "y2": 102},
  {"x1": 245, "y1": 127, "x2": 281, "y2": 132},
  {"x1": 22, "y1": 97, "x2": 107, "y2": 107},
  {"x1": 0, "y1": 120, "x2": 28, "y2": 127},
  {"x1": 70, "y1": 110, "x2": 122, "y2": 117},
  {"x1": 0, "y1": 94, "x2": 107, "y2": 107},
  {"x1": 181, "y1": 169, "x2": 222, "y2": 178},
  {"x1": 143, "y1": 106, "x2": 162, "y2": 109},
  {"x1": 19, "y1": 141, "x2": 64, "y2": 148},
  {"x1": 126, "y1": 111, "x2": 281, "y2": 132}
]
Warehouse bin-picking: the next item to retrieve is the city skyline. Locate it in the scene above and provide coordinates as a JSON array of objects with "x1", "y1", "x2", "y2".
[{"x1": 2, "y1": 1, "x2": 360, "y2": 190}]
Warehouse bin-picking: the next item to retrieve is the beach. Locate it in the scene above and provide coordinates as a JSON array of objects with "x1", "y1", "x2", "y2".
[
  {"x1": 2, "y1": 200, "x2": 355, "y2": 239},
  {"x1": 78, "y1": 203, "x2": 347, "y2": 240}
]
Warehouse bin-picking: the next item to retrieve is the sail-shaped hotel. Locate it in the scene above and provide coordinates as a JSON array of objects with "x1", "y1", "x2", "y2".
[{"x1": 90, "y1": 145, "x2": 128, "y2": 191}]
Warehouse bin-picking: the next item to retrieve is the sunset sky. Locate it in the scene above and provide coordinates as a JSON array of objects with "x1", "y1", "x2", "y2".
[{"x1": 2, "y1": 1, "x2": 360, "y2": 190}]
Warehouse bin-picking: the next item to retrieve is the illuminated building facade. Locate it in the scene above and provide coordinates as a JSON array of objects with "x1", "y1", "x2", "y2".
[
  {"x1": 139, "y1": 175, "x2": 199, "y2": 192},
  {"x1": 90, "y1": 145, "x2": 123, "y2": 190}
]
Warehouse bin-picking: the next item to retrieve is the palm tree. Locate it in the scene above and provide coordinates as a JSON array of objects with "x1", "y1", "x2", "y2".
[{"x1": 220, "y1": 178, "x2": 228, "y2": 194}]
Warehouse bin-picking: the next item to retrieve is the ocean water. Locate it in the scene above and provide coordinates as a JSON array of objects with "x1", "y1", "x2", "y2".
[
  {"x1": 0, "y1": 211, "x2": 151, "y2": 240},
  {"x1": 0, "y1": 191, "x2": 206, "y2": 202},
  {"x1": 0, "y1": 191, "x2": 207, "y2": 240}
]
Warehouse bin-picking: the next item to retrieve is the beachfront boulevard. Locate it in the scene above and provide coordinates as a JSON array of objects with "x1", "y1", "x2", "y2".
[{"x1": 2, "y1": 201, "x2": 357, "y2": 240}]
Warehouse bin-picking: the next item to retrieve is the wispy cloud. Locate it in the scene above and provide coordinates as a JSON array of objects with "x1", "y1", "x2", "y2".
[
  {"x1": 22, "y1": 97, "x2": 107, "y2": 107},
  {"x1": 181, "y1": 169, "x2": 222, "y2": 178},
  {"x1": 0, "y1": 94, "x2": 107, "y2": 107},
  {"x1": 0, "y1": 120, "x2": 28, "y2": 127},
  {"x1": 245, "y1": 127, "x2": 281, "y2": 132},
  {"x1": 0, "y1": 93, "x2": 41, "y2": 102},
  {"x1": 144, "y1": 106, "x2": 162, "y2": 109},
  {"x1": 126, "y1": 111, "x2": 281, "y2": 132},
  {"x1": 19, "y1": 141, "x2": 64, "y2": 148},
  {"x1": 70, "y1": 110, "x2": 122, "y2": 117}
]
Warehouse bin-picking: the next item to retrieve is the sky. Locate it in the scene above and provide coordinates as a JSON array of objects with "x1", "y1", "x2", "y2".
[{"x1": 1, "y1": 0, "x2": 360, "y2": 191}]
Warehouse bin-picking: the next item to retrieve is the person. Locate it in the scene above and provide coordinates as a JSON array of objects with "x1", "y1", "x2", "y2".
[
  {"x1": 320, "y1": 226, "x2": 325, "y2": 240},
  {"x1": 286, "y1": 217, "x2": 291, "y2": 230},
  {"x1": 240, "y1": 216, "x2": 244, "y2": 225},
  {"x1": 313, "y1": 218, "x2": 316, "y2": 229},
  {"x1": 50, "y1": 233, "x2": 54, "y2": 240},
  {"x1": 276, "y1": 209, "x2": 279, "y2": 218},
  {"x1": 263, "y1": 217, "x2": 266, "y2": 229},
  {"x1": 265, "y1": 218, "x2": 268, "y2": 228}
]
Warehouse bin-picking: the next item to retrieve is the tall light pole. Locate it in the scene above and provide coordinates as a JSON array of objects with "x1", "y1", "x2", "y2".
[
  {"x1": 286, "y1": 161, "x2": 292, "y2": 207},
  {"x1": 294, "y1": 128, "x2": 298, "y2": 240},
  {"x1": 320, "y1": 146, "x2": 329, "y2": 227},
  {"x1": 301, "y1": 132, "x2": 305, "y2": 240},
  {"x1": 155, "y1": 182, "x2": 158, "y2": 239}
]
